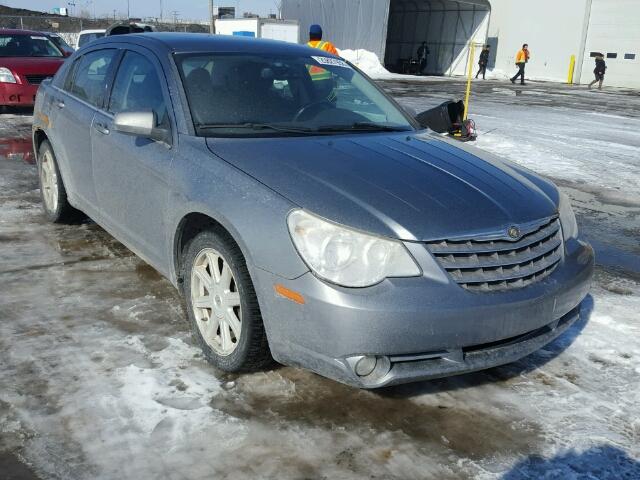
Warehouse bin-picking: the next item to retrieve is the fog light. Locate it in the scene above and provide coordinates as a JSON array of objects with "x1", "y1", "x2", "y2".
[{"x1": 354, "y1": 356, "x2": 377, "y2": 377}]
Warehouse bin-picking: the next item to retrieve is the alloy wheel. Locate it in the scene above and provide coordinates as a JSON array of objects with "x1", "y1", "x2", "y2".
[
  {"x1": 190, "y1": 247, "x2": 242, "y2": 356},
  {"x1": 40, "y1": 150, "x2": 59, "y2": 213}
]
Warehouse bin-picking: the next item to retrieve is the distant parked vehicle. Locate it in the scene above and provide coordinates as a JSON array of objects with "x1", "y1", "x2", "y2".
[
  {"x1": 76, "y1": 29, "x2": 106, "y2": 49},
  {"x1": 0, "y1": 29, "x2": 66, "y2": 108},
  {"x1": 32, "y1": 33, "x2": 594, "y2": 389},
  {"x1": 105, "y1": 22, "x2": 156, "y2": 36},
  {"x1": 43, "y1": 32, "x2": 74, "y2": 56},
  {"x1": 0, "y1": 135, "x2": 35, "y2": 163}
]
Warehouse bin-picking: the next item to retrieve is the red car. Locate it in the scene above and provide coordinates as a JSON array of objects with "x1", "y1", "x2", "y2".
[
  {"x1": 0, "y1": 135, "x2": 35, "y2": 164},
  {"x1": 0, "y1": 29, "x2": 66, "y2": 108}
]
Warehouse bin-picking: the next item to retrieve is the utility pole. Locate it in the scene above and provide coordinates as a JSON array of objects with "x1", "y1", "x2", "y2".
[
  {"x1": 273, "y1": 0, "x2": 282, "y2": 19},
  {"x1": 209, "y1": 0, "x2": 215, "y2": 34},
  {"x1": 172, "y1": 10, "x2": 179, "y2": 26},
  {"x1": 127, "y1": 0, "x2": 130, "y2": 20},
  {"x1": 159, "y1": 0, "x2": 163, "y2": 21}
]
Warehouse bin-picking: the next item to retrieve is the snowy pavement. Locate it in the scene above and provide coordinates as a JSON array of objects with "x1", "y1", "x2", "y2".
[{"x1": 1, "y1": 80, "x2": 639, "y2": 479}]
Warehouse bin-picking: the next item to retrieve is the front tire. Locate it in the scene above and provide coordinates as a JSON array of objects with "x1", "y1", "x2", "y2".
[
  {"x1": 37, "y1": 140, "x2": 83, "y2": 223},
  {"x1": 183, "y1": 228, "x2": 272, "y2": 372}
]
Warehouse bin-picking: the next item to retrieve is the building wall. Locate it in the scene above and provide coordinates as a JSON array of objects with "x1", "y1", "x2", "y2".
[
  {"x1": 487, "y1": 0, "x2": 589, "y2": 82},
  {"x1": 579, "y1": 0, "x2": 640, "y2": 88},
  {"x1": 283, "y1": 0, "x2": 639, "y2": 88},
  {"x1": 282, "y1": 0, "x2": 391, "y2": 59}
]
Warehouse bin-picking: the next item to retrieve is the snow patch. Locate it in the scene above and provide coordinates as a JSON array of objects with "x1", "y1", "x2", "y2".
[
  {"x1": 338, "y1": 48, "x2": 448, "y2": 81},
  {"x1": 339, "y1": 48, "x2": 394, "y2": 79}
]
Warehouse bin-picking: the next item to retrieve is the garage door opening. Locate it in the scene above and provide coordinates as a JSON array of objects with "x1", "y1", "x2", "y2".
[{"x1": 384, "y1": 0, "x2": 491, "y2": 76}]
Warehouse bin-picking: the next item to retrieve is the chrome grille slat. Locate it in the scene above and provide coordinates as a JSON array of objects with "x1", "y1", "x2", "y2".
[
  {"x1": 425, "y1": 218, "x2": 563, "y2": 292},
  {"x1": 449, "y1": 250, "x2": 561, "y2": 283},
  {"x1": 427, "y1": 218, "x2": 560, "y2": 254},
  {"x1": 437, "y1": 233, "x2": 562, "y2": 269}
]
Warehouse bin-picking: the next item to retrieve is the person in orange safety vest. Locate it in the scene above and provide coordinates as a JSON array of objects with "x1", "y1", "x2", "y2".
[
  {"x1": 306, "y1": 24, "x2": 339, "y2": 100},
  {"x1": 307, "y1": 24, "x2": 338, "y2": 56},
  {"x1": 307, "y1": 24, "x2": 339, "y2": 81},
  {"x1": 510, "y1": 43, "x2": 530, "y2": 85}
]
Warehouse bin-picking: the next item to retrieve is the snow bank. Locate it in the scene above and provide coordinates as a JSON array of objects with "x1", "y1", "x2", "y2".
[
  {"x1": 338, "y1": 48, "x2": 396, "y2": 79},
  {"x1": 339, "y1": 48, "x2": 466, "y2": 82}
]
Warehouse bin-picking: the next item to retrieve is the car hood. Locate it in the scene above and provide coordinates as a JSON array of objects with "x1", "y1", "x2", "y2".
[
  {"x1": 2, "y1": 56, "x2": 65, "y2": 75},
  {"x1": 206, "y1": 131, "x2": 559, "y2": 241}
]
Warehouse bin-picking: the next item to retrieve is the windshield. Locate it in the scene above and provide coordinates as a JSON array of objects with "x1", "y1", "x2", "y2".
[
  {"x1": 0, "y1": 34, "x2": 63, "y2": 58},
  {"x1": 175, "y1": 52, "x2": 415, "y2": 136},
  {"x1": 78, "y1": 32, "x2": 105, "y2": 48},
  {"x1": 48, "y1": 34, "x2": 73, "y2": 52}
]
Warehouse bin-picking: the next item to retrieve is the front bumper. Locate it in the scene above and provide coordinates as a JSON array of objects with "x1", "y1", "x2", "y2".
[
  {"x1": 253, "y1": 238, "x2": 594, "y2": 388},
  {"x1": 0, "y1": 83, "x2": 38, "y2": 106}
]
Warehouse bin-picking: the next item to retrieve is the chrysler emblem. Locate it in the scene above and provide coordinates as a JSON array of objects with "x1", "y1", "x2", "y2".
[{"x1": 507, "y1": 226, "x2": 521, "y2": 239}]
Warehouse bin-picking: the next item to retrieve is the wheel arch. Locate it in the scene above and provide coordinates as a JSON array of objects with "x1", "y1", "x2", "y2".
[
  {"x1": 32, "y1": 128, "x2": 49, "y2": 158},
  {"x1": 172, "y1": 211, "x2": 249, "y2": 293}
]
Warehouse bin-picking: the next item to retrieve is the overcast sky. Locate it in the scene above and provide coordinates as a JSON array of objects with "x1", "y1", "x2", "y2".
[{"x1": 6, "y1": 0, "x2": 276, "y2": 21}]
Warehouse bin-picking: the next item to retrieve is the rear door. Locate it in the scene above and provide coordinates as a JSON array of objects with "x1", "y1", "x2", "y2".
[
  {"x1": 49, "y1": 48, "x2": 118, "y2": 207},
  {"x1": 91, "y1": 46, "x2": 175, "y2": 268}
]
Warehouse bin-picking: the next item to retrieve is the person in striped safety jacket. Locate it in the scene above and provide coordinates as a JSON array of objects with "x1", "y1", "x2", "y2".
[
  {"x1": 307, "y1": 24, "x2": 338, "y2": 56},
  {"x1": 306, "y1": 24, "x2": 339, "y2": 100}
]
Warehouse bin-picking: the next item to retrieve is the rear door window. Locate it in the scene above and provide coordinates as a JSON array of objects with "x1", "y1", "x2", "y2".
[
  {"x1": 69, "y1": 49, "x2": 117, "y2": 107},
  {"x1": 63, "y1": 58, "x2": 81, "y2": 92},
  {"x1": 108, "y1": 50, "x2": 168, "y2": 126}
]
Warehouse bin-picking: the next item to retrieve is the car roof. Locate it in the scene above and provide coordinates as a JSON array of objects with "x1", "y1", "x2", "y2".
[
  {"x1": 90, "y1": 32, "x2": 326, "y2": 57},
  {"x1": 79, "y1": 29, "x2": 106, "y2": 34},
  {"x1": 0, "y1": 28, "x2": 50, "y2": 36}
]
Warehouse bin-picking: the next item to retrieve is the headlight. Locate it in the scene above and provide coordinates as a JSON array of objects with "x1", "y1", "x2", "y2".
[
  {"x1": 287, "y1": 209, "x2": 420, "y2": 287},
  {"x1": 0, "y1": 67, "x2": 17, "y2": 84},
  {"x1": 558, "y1": 192, "x2": 578, "y2": 240}
]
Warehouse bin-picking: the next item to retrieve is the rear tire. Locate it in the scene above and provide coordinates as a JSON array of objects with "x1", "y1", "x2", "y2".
[
  {"x1": 37, "y1": 139, "x2": 83, "y2": 223},
  {"x1": 183, "y1": 228, "x2": 272, "y2": 372}
]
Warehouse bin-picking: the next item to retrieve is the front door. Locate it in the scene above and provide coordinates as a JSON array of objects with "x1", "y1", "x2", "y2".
[{"x1": 91, "y1": 47, "x2": 175, "y2": 269}]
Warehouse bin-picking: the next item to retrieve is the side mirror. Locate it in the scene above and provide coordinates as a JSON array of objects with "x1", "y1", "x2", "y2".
[
  {"x1": 113, "y1": 111, "x2": 170, "y2": 144},
  {"x1": 63, "y1": 50, "x2": 73, "y2": 57}
]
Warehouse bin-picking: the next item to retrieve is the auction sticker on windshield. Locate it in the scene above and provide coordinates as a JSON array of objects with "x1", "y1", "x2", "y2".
[{"x1": 312, "y1": 56, "x2": 351, "y2": 68}]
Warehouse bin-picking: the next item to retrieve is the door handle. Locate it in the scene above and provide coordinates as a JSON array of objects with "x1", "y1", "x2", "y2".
[
  {"x1": 94, "y1": 122, "x2": 110, "y2": 135},
  {"x1": 55, "y1": 100, "x2": 65, "y2": 109}
]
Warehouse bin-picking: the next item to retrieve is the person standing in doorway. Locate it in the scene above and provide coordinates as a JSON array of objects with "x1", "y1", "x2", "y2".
[
  {"x1": 588, "y1": 53, "x2": 606, "y2": 90},
  {"x1": 475, "y1": 45, "x2": 490, "y2": 79},
  {"x1": 417, "y1": 41, "x2": 430, "y2": 75},
  {"x1": 510, "y1": 43, "x2": 530, "y2": 85}
]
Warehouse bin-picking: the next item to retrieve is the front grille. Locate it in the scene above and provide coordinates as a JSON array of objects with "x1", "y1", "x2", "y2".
[
  {"x1": 426, "y1": 217, "x2": 563, "y2": 292},
  {"x1": 25, "y1": 74, "x2": 50, "y2": 85}
]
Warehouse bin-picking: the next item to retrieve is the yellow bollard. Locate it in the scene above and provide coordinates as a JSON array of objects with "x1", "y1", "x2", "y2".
[
  {"x1": 567, "y1": 54, "x2": 576, "y2": 84},
  {"x1": 463, "y1": 43, "x2": 475, "y2": 121}
]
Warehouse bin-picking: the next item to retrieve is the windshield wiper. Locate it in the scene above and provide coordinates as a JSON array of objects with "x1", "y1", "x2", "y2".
[
  {"x1": 196, "y1": 122, "x2": 318, "y2": 134},
  {"x1": 196, "y1": 122, "x2": 410, "y2": 135},
  {"x1": 316, "y1": 122, "x2": 410, "y2": 133}
]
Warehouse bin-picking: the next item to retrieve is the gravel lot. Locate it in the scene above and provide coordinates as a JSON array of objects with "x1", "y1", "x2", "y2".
[{"x1": 1, "y1": 78, "x2": 639, "y2": 479}]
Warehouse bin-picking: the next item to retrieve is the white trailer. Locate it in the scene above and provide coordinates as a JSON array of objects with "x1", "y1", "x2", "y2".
[{"x1": 214, "y1": 18, "x2": 300, "y2": 44}]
